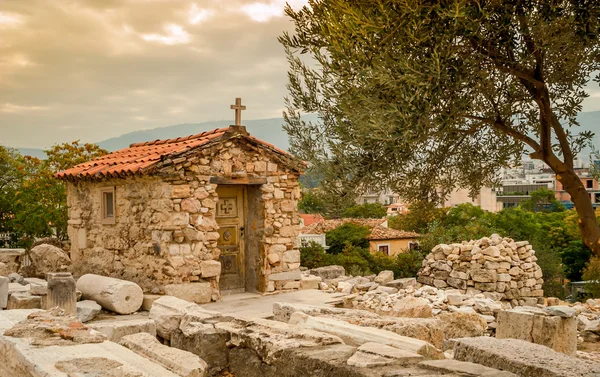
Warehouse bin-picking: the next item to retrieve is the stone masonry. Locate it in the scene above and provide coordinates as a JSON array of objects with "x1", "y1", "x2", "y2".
[
  {"x1": 57, "y1": 126, "x2": 305, "y2": 302},
  {"x1": 417, "y1": 234, "x2": 543, "y2": 305}
]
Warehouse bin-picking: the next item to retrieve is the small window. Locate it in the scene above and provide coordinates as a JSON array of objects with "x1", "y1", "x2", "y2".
[
  {"x1": 101, "y1": 187, "x2": 116, "y2": 224},
  {"x1": 587, "y1": 180, "x2": 594, "y2": 189},
  {"x1": 378, "y1": 244, "x2": 390, "y2": 256}
]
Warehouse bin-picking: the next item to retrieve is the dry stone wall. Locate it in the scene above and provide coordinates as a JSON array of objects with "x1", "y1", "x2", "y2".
[
  {"x1": 66, "y1": 137, "x2": 302, "y2": 301},
  {"x1": 417, "y1": 234, "x2": 543, "y2": 305}
]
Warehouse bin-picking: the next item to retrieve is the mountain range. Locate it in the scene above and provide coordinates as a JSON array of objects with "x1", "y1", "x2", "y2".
[{"x1": 12, "y1": 111, "x2": 599, "y2": 159}]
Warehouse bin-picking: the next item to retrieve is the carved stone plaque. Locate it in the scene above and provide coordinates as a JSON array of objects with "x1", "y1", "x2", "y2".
[{"x1": 217, "y1": 197, "x2": 237, "y2": 218}]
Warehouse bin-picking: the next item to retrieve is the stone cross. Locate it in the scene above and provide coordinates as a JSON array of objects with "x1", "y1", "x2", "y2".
[{"x1": 230, "y1": 97, "x2": 246, "y2": 126}]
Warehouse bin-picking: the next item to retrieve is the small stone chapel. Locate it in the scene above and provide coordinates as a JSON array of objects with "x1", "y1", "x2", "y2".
[{"x1": 55, "y1": 99, "x2": 305, "y2": 303}]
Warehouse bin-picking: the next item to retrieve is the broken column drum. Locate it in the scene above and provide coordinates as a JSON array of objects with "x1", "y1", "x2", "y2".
[
  {"x1": 47, "y1": 272, "x2": 77, "y2": 315},
  {"x1": 76, "y1": 274, "x2": 143, "y2": 314}
]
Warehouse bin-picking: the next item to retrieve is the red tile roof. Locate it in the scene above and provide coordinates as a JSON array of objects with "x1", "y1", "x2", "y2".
[
  {"x1": 55, "y1": 126, "x2": 299, "y2": 180},
  {"x1": 300, "y1": 218, "x2": 419, "y2": 240},
  {"x1": 300, "y1": 214, "x2": 325, "y2": 226},
  {"x1": 367, "y1": 225, "x2": 420, "y2": 240}
]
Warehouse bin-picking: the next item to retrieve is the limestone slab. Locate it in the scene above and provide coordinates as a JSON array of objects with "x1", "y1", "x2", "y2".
[
  {"x1": 0, "y1": 276, "x2": 8, "y2": 309},
  {"x1": 0, "y1": 330, "x2": 179, "y2": 377},
  {"x1": 454, "y1": 337, "x2": 600, "y2": 377},
  {"x1": 87, "y1": 318, "x2": 156, "y2": 342},
  {"x1": 120, "y1": 332, "x2": 208, "y2": 377},
  {"x1": 164, "y1": 282, "x2": 212, "y2": 304},
  {"x1": 289, "y1": 312, "x2": 443, "y2": 360},
  {"x1": 150, "y1": 295, "x2": 201, "y2": 340},
  {"x1": 496, "y1": 309, "x2": 577, "y2": 355},
  {"x1": 268, "y1": 270, "x2": 302, "y2": 281},
  {"x1": 420, "y1": 359, "x2": 517, "y2": 376},
  {"x1": 7, "y1": 293, "x2": 41, "y2": 310},
  {"x1": 76, "y1": 300, "x2": 102, "y2": 323}
]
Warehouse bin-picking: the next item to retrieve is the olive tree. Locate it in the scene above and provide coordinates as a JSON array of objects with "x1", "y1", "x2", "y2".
[{"x1": 280, "y1": 0, "x2": 600, "y2": 254}]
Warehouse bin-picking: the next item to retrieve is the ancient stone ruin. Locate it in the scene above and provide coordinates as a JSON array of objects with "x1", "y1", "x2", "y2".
[
  {"x1": 54, "y1": 124, "x2": 306, "y2": 302},
  {"x1": 417, "y1": 234, "x2": 544, "y2": 306}
]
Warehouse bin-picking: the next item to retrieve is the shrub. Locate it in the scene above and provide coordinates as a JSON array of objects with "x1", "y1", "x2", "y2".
[
  {"x1": 325, "y1": 223, "x2": 370, "y2": 254},
  {"x1": 582, "y1": 256, "x2": 600, "y2": 298},
  {"x1": 299, "y1": 241, "x2": 327, "y2": 270}
]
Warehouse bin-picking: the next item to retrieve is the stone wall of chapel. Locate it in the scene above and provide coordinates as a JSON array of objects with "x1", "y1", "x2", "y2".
[{"x1": 66, "y1": 138, "x2": 302, "y2": 301}]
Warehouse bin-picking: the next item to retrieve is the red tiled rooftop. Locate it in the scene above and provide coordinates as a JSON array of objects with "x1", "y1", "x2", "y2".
[
  {"x1": 300, "y1": 218, "x2": 419, "y2": 240},
  {"x1": 55, "y1": 128, "x2": 228, "y2": 180},
  {"x1": 300, "y1": 214, "x2": 324, "y2": 226}
]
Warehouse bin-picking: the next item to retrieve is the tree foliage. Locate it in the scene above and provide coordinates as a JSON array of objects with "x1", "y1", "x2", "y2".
[
  {"x1": 520, "y1": 188, "x2": 566, "y2": 212},
  {"x1": 325, "y1": 223, "x2": 370, "y2": 254},
  {"x1": 281, "y1": 0, "x2": 600, "y2": 253},
  {"x1": 0, "y1": 141, "x2": 107, "y2": 247},
  {"x1": 342, "y1": 202, "x2": 387, "y2": 219}
]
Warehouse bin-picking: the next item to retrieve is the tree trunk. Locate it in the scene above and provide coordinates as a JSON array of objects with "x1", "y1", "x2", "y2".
[{"x1": 555, "y1": 167, "x2": 600, "y2": 255}]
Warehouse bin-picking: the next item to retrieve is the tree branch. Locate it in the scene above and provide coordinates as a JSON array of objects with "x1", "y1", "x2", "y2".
[{"x1": 464, "y1": 114, "x2": 541, "y2": 152}]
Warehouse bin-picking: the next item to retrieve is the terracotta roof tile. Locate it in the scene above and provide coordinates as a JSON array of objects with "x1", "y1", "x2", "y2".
[
  {"x1": 300, "y1": 218, "x2": 419, "y2": 240},
  {"x1": 367, "y1": 225, "x2": 420, "y2": 240},
  {"x1": 55, "y1": 125, "x2": 302, "y2": 181},
  {"x1": 55, "y1": 128, "x2": 229, "y2": 180}
]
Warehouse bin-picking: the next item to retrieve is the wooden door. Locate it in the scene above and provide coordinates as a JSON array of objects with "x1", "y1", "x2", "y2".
[{"x1": 216, "y1": 185, "x2": 246, "y2": 292}]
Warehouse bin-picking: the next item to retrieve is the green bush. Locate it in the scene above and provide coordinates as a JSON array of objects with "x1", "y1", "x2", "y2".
[
  {"x1": 325, "y1": 223, "x2": 370, "y2": 254},
  {"x1": 582, "y1": 256, "x2": 600, "y2": 298},
  {"x1": 299, "y1": 241, "x2": 327, "y2": 270}
]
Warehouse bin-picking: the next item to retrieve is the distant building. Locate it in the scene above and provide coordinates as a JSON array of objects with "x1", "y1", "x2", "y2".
[
  {"x1": 357, "y1": 189, "x2": 399, "y2": 206},
  {"x1": 299, "y1": 218, "x2": 419, "y2": 256},
  {"x1": 555, "y1": 168, "x2": 600, "y2": 209},
  {"x1": 496, "y1": 183, "x2": 549, "y2": 209},
  {"x1": 440, "y1": 187, "x2": 502, "y2": 212}
]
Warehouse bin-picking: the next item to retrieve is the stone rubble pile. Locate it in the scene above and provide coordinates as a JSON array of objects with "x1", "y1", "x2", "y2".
[{"x1": 417, "y1": 235, "x2": 544, "y2": 306}]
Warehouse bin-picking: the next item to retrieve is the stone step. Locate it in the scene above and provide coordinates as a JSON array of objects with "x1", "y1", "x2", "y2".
[
  {"x1": 419, "y1": 359, "x2": 517, "y2": 376},
  {"x1": 120, "y1": 332, "x2": 208, "y2": 377},
  {"x1": 453, "y1": 337, "x2": 600, "y2": 377}
]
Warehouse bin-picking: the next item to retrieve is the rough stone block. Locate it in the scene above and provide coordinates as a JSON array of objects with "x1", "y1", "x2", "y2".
[
  {"x1": 163, "y1": 283, "x2": 212, "y2": 304},
  {"x1": 391, "y1": 296, "x2": 433, "y2": 318},
  {"x1": 76, "y1": 300, "x2": 102, "y2": 322},
  {"x1": 87, "y1": 318, "x2": 156, "y2": 342},
  {"x1": 347, "y1": 342, "x2": 423, "y2": 367},
  {"x1": 454, "y1": 337, "x2": 600, "y2": 377},
  {"x1": 199, "y1": 261, "x2": 221, "y2": 278},
  {"x1": 496, "y1": 308, "x2": 577, "y2": 355},
  {"x1": 419, "y1": 359, "x2": 517, "y2": 376},
  {"x1": 307, "y1": 266, "x2": 345, "y2": 280},
  {"x1": 374, "y1": 271, "x2": 394, "y2": 285},
  {"x1": 120, "y1": 332, "x2": 208, "y2": 377},
  {"x1": 7, "y1": 292, "x2": 41, "y2": 309},
  {"x1": 149, "y1": 295, "x2": 216, "y2": 340},
  {"x1": 0, "y1": 276, "x2": 8, "y2": 309},
  {"x1": 386, "y1": 278, "x2": 416, "y2": 289},
  {"x1": 268, "y1": 270, "x2": 301, "y2": 281},
  {"x1": 289, "y1": 312, "x2": 443, "y2": 360},
  {"x1": 300, "y1": 275, "x2": 321, "y2": 290},
  {"x1": 171, "y1": 323, "x2": 230, "y2": 377}
]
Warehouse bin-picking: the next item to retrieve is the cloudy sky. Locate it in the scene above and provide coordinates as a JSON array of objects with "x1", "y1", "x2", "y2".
[
  {"x1": 1, "y1": 0, "x2": 600, "y2": 150},
  {"x1": 0, "y1": 0, "x2": 308, "y2": 149}
]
